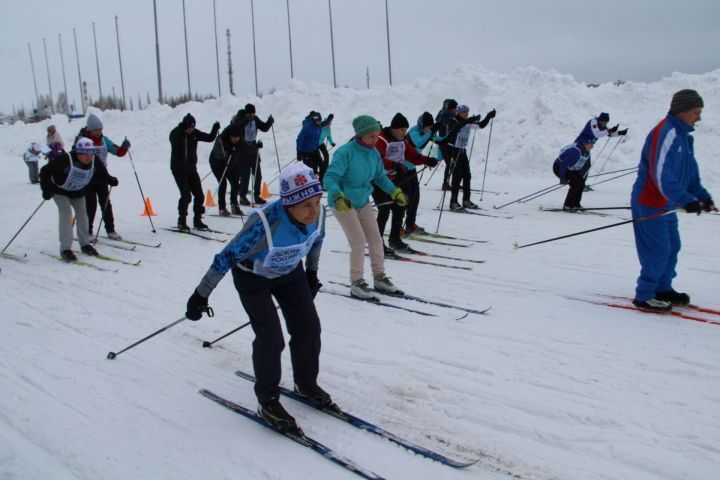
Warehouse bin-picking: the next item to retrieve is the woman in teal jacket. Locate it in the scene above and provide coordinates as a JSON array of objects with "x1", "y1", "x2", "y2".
[{"x1": 323, "y1": 115, "x2": 408, "y2": 300}]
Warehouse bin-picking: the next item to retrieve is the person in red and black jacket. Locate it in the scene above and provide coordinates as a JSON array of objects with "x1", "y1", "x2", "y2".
[{"x1": 372, "y1": 113, "x2": 438, "y2": 253}]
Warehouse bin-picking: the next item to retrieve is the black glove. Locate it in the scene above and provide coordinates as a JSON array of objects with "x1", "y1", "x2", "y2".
[
  {"x1": 330, "y1": 142, "x2": 336, "y2": 147},
  {"x1": 108, "y1": 176, "x2": 119, "y2": 187},
  {"x1": 426, "y1": 158, "x2": 439, "y2": 168},
  {"x1": 121, "y1": 138, "x2": 131, "y2": 149},
  {"x1": 618, "y1": 128, "x2": 628, "y2": 136},
  {"x1": 306, "y1": 270, "x2": 322, "y2": 298},
  {"x1": 608, "y1": 124, "x2": 619, "y2": 133},
  {"x1": 257, "y1": 141, "x2": 264, "y2": 149},
  {"x1": 485, "y1": 109, "x2": 496, "y2": 120},
  {"x1": 684, "y1": 200, "x2": 702, "y2": 215},
  {"x1": 327, "y1": 113, "x2": 334, "y2": 120},
  {"x1": 267, "y1": 115, "x2": 274, "y2": 126},
  {"x1": 186, "y1": 289, "x2": 212, "y2": 320},
  {"x1": 212, "y1": 121, "x2": 221, "y2": 131},
  {"x1": 42, "y1": 189, "x2": 53, "y2": 200},
  {"x1": 702, "y1": 197, "x2": 716, "y2": 212},
  {"x1": 430, "y1": 123, "x2": 440, "y2": 133},
  {"x1": 467, "y1": 115, "x2": 482, "y2": 123}
]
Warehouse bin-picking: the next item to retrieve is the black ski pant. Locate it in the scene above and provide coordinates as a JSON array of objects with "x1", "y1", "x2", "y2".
[
  {"x1": 403, "y1": 170, "x2": 421, "y2": 229},
  {"x1": 85, "y1": 182, "x2": 115, "y2": 235},
  {"x1": 318, "y1": 144, "x2": 330, "y2": 183},
  {"x1": 231, "y1": 263, "x2": 321, "y2": 405},
  {"x1": 210, "y1": 155, "x2": 239, "y2": 210},
  {"x1": 172, "y1": 168, "x2": 205, "y2": 219},
  {"x1": 239, "y1": 152, "x2": 262, "y2": 199},
  {"x1": 450, "y1": 149, "x2": 472, "y2": 204},
  {"x1": 298, "y1": 150, "x2": 323, "y2": 176},
  {"x1": 372, "y1": 180, "x2": 405, "y2": 243},
  {"x1": 440, "y1": 143, "x2": 454, "y2": 187},
  {"x1": 553, "y1": 162, "x2": 585, "y2": 208}
]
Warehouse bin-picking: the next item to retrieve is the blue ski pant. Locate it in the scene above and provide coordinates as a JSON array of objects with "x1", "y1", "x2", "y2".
[{"x1": 632, "y1": 204, "x2": 680, "y2": 301}]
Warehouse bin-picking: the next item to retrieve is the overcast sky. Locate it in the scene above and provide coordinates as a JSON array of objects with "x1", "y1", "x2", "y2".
[{"x1": 1, "y1": 0, "x2": 719, "y2": 113}]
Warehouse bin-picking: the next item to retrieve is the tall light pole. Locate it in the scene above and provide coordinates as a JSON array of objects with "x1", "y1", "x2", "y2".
[
  {"x1": 182, "y1": 0, "x2": 192, "y2": 97},
  {"x1": 92, "y1": 22, "x2": 103, "y2": 99},
  {"x1": 286, "y1": 0, "x2": 294, "y2": 79},
  {"x1": 328, "y1": 0, "x2": 337, "y2": 88},
  {"x1": 58, "y1": 34, "x2": 70, "y2": 113},
  {"x1": 153, "y1": 0, "x2": 163, "y2": 103},
  {"x1": 249, "y1": 0, "x2": 259, "y2": 96},
  {"x1": 213, "y1": 0, "x2": 221, "y2": 96},
  {"x1": 114, "y1": 16, "x2": 127, "y2": 110},
  {"x1": 42, "y1": 37, "x2": 55, "y2": 113},
  {"x1": 72, "y1": 28, "x2": 86, "y2": 113},
  {"x1": 27, "y1": 43, "x2": 40, "y2": 111},
  {"x1": 384, "y1": 0, "x2": 392, "y2": 86}
]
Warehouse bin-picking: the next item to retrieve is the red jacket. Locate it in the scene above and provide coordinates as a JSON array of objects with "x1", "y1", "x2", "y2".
[{"x1": 375, "y1": 129, "x2": 431, "y2": 181}]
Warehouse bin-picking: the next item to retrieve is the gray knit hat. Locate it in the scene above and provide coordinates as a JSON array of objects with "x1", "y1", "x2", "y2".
[
  {"x1": 86, "y1": 113, "x2": 103, "y2": 131},
  {"x1": 669, "y1": 89, "x2": 704, "y2": 116}
]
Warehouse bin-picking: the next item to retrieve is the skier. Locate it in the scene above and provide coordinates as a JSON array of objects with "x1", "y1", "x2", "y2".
[
  {"x1": 40, "y1": 137, "x2": 117, "y2": 261},
  {"x1": 406, "y1": 112, "x2": 440, "y2": 234},
  {"x1": 75, "y1": 113, "x2": 130, "y2": 240},
  {"x1": 374, "y1": 113, "x2": 437, "y2": 252},
  {"x1": 552, "y1": 139, "x2": 595, "y2": 210},
  {"x1": 322, "y1": 115, "x2": 408, "y2": 299},
  {"x1": 185, "y1": 162, "x2": 328, "y2": 433},
  {"x1": 575, "y1": 112, "x2": 627, "y2": 146},
  {"x1": 630, "y1": 89, "x2": 714, "y2": 312},
  {"x1": 296, "y1": 111, "x2": 324, "y2": 175},
  {"x1": 169, "y1": 113, "x2": 220, "y2": 231},
  {"x1": 317, "y1": 113, "x2": 336, "y2": 183},
  {"x1": 435, "y1": 99, "x2": 457, "y2": 190},
  {"x1": 22, "y1": 142, "x2": 49, "y2": 184},
  {"x1": 231, "y1": 104, "x2": 273, "y2": 206},
  {"x1": 46, "y1": 125, "x2": 64, "y2": 150},
  {"x1": 209, "y1": 124, "x2": 243, "y2": 216},
  {"x1": 440, "y1": 104, "x2": 495, "y2": 211}
]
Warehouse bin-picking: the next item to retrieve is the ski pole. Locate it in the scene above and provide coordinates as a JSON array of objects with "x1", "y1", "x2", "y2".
[
  {"x1": 540, "y1": 206, "x2": 631, "y2": 211},
  {"x1": 479, "y1": 118, "x2": 494, "y2": 202},
  {"x1": 1, "y1": 200, "x2": 46, "y2": 255},
  {"x1": 107, "y1": 312, "x2": 211, "y2": 359},
  {"x1": 591, "y1": 166, "x2": 637, "y2": 178},
  {"x1": 93, "y1": 185, "x2": 113, "y2": 244},
  {"x1": 587, "y1": 137, "x2": 611, "y2": 175},
  {"x1": 266, "y1": 157, "x2": 298, "y2": 185},
  {"x1": 495, "y1": 183, "x2": 564, "y2": 209},
  {"x1": 513, "y1": 209, "x2": 679, "y2": 249},
  {"x1": 422, "y1": 142, "x2": 442, "y2": 186},
  {"x1": 589, "y1": 169, "x2": 636, "y2": 188},
  {"x1": 271, "y1": 124, "x2": 281, "y2": 175},
  {"x1": 435, "y1": 151, "x2": 458, "y2": 233},
  {"x1": 127, "y1": 150, "x2": 156, "y2": 233},
  {"x1": 520, "y1": 184, "x2": 566, "y2": 204},
  {"x1": 590, "y1": 136, "x2": 625, "y2": 186},
  {"x1": 201, "y1": 170, "x2": 213, "y2": 182},
  {"x1": 417, "y1": 141, "x2": 435, "y2": 184},
  {"x1": 202, "y1": 321, "x2": 251, "y2": 348}
]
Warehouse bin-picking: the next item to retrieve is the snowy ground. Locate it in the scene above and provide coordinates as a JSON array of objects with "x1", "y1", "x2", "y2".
[{"x1": 1, "y1": 66, "x2": 719, "y2": 480}]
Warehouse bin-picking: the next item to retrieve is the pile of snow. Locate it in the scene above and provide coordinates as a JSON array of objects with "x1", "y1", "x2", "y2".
[{"x1": 1, "y1": 65, "x2": 719, "y2": 480}]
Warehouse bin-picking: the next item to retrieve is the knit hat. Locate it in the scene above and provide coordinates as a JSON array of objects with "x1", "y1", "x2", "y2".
[
  {"x1": 390, "y1": 113, "x2": 409, "y2": 129},
  {"x1": 598, "y1": 112, "x2": 610, "y2": 122},
  {"x1": 446, "y1": 99, "x2": 458, "y2": 110},
  {"x1": 279, "y1": 163, "x2": 323, "y2": 207},
  {"x1": 86, "y1": 113, "x2": 103, "y2": 131},
  {"x1": 669, "y1": 89, "x2": 704, "y2": 116},
  {"x1": 182, "y1": 113, "x2": 196, "y2": 128},
  {"x1": 309, "y1": 111, "x2": 322, "y2": 122},
  {"x1": 419, "y1": 112, "x2": 434, "y2": 128},
  {"x1": 457, "y1": 104, "x2": 470, "y2": 114},
  {"x1": 75, "y1": 137, "x2": 96, "y2": 154},
  {"x1": 352, "y1": 115, "x2": 381, "y2": 137},
  {"x1": 244, "y1": 103, "x2": 256, "y2": 114}
]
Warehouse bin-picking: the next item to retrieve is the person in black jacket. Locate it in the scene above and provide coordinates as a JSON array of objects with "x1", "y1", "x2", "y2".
[
  {"x1": 169, "y1": 113, "x2": 220, "y2": 231},
  {"x1": 40, "y1": 137, "x2": 117, "y2": 261},
  {"x1": 231, "y1": 104, "x2": 274, "y2": 206},
  {"x1": 209, "y1": 125, "x2": 243, "y2": 216}
]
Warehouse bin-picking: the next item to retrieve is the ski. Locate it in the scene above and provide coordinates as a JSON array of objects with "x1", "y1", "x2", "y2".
[
  {"x1": 400, "y1": 234, "x2": 474, "y2": 248},
  {"x1": 598, "y1": 294, "x2": 720, "y2": 317},
  {"x1": 201, "y1": 227, "x2": 236, "y2": 236},
  {"x1": 320, "y1": 289, "x2": 437, "y2": 317},
  {"x1": 99, "y1": 235, "x2": 162, "y2": 248},
  {"x1": 162, "y1": 227, "x2": 227, "y2": 243},
  {"x1": 539, "y1": 205, "x2": 630, "y2": 212},
  {"x1": 328, "y1": 281, "x2": 490, "y2": 316},
  {"x1": 399, "y1": 246, "x2": 485, "y2": 264},
  {"x1": 94, "y1": 253, "x2": 142, "y2": 266},
  {"x1": 199, "y1": 389, "x2": 385, "y2": 480},
  {"x1": 330, "y1": 250, "x2": 471, "y2": 271},
  {"x1": 414, "y1": 231, "x2": 488, "y2": 243},
  {"x1": 209, "y1": 213, "x2": 245, "y2": 220},
  {"x1": 1, "y1": 252, "x2": 28, "y2": 262},
  {"x1": 80, "y1": 238, "x2": 137, "y2": 251},
  {"x1": 41, "y1": 251, "x2": 119, "y2": 273},
  {"x1": 234, "y1": 371, "x2": 478, "y2": 469},
  {"x1": 567, "y1": 297, "x2": 720, "y2": 327},
  {"x1": 433, "y1": 207, "x2": 513, "y2": 220}
]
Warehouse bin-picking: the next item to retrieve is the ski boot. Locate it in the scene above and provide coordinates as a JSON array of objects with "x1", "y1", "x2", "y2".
[
  {"x1": 632, "y1": 298, "x2": 672, "y2": 312},
  {"x1": 373, "y1": 273, "x2": 404, "y2": 295},
  {"x1": 258, "y1": 398, "x2": 301, "y2": 435},
  {"x1": 655, "y1": 290, "x2": 690, "y2": 306}
]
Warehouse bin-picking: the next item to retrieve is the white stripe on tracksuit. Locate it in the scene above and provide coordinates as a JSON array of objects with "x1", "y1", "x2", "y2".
[{"x1": 655, "y1": 128, "x2": 677, "y2": 199}]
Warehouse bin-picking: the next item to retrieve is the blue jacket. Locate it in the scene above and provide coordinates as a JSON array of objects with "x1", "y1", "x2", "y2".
[
  {"x1": 323, "y1": 137, "x2": 397, "y2": 209},
  {"x1": 631, "y1": 114, "x2": 710, "y2": 211},
  {"x1": 554, "y1": 144, "x2": 590, "y2": 181},
  {"x1": 296, "y1": 118, "x2": 323, "y2": 153},
  {"x1": 574, "y1": 118, "x2": 617, "y2": 146},
  {"x1": 195, "y1": 200, "x2": 325, "y2": 295}
]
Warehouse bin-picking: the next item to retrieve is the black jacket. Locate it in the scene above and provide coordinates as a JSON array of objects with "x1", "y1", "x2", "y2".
[
  {"x1": 441, "y1": 114, "x2": 489, "y2": 145},
  {"x1": 169, "y1": 123, "x2": 219, "y2": 172},
  {"x1": 40, "y1": 151, "x2": 113, "y2": 198},
  {"x1": 231, "y1": 111, "x2": 272, "y2": 154},
  {"x1": 209, "y1": 126, "x2": 242, "y2": 165}
]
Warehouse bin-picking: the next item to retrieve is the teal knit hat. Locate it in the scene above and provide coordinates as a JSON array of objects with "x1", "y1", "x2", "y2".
[{"x1": 352, "y1": 115, "x2": 381, "y2": 137}]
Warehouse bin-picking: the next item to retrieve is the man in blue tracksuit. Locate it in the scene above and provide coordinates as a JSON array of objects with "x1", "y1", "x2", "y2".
[
  {"x1": 296, "y1": 111, "x2": 324, "y2": 175},
  {"x1": 630, "y1": 89, "x2": 713, "y2": 311},
  {"x1": 552, "y1": 139, "x2": 595, "y2": 210}
]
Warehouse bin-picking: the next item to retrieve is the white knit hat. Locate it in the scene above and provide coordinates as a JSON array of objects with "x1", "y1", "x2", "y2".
[{"x1": 279, "y1": 163, "x2": 322, "y2": 207}]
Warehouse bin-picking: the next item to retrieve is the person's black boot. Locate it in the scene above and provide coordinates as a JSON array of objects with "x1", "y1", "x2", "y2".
[
  {"x1": 258, "y1": 398, "x2": 300, "y2": 434},
  {"x1": 655, "y1": 290, "x2": 691, "y2": 306}
]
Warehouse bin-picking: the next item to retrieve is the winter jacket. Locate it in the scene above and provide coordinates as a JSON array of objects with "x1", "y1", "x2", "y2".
[
  {"x1": 296, "y1": 117, "x2": 323, "y2": 153},
  {"x1": 376, "y1": 128, "x2": 432, "y2": 180},
  {"x1": 323, "y1": 137, "x2": 398, "y2": 209},
  {"x1": 631, "y1": 114, "x2": 710, "y2": 211},
  {"x1": 554, "y1": 144, "x2": 591, "y2": 181},
  {"x1": 232, "y1": 112, "x2": 272, "y2": 154},
  {"x1": 169, "y1": 122, "x2": 219, "y2": 173},
  {"x1": 195, "y1": 199, "x2": 325, "y2": 295},
  {"x1": 441, "y1": 114, "x2": 489, "y2": 147},
  {"x1": 40, "y1": 150, "x2": 113, "y2": 198},
  {"x1": 210, "y1": 126, "x2": 242, "y2": 165},
  {"x1": 574, "y1": 118, "x2": 618, "y2": 146},
  {"x1": 319, "y1": 125, "x2": 335, "y2": 146},
  {"x1": 74, "y1": 128, "x2": 128, "y2": 167}
]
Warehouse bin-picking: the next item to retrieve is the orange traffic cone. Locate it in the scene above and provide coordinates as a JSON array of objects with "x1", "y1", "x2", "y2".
[
  {"x1": 204, "y1": 189, "x2": 217, "y2": 207},
  {"x1": 260, "y1": 182, "x2": 271, "y2": 200},
  {"x1": 141, "y1": 197, "x2": 158, "y2": 216}
]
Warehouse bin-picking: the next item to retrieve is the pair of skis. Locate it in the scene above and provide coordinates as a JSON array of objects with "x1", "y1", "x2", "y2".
[{"x1": 201, "y1": 370, "x2": 478, "y2": 479}]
